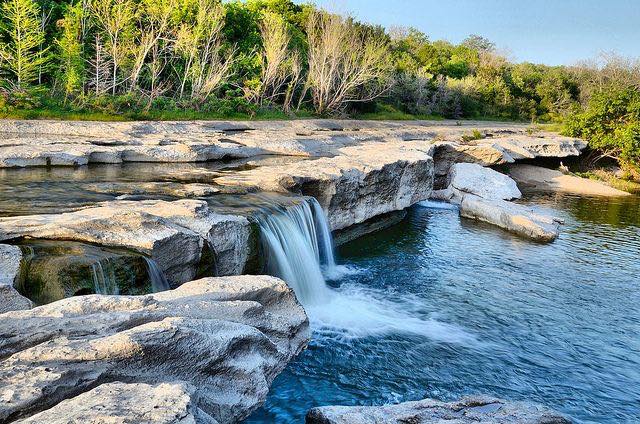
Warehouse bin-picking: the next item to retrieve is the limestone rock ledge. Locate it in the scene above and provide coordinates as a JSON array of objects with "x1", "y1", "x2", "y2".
[
  {"x1": 306, "y1": 395, "x2": 571, "y2": 424},
  {"x1": 433, "y1": 163, "x2": 561, "y2": 242},
  {"x1": 0, "y1": 120, "x2": 585, "y2": 169},
  {"x1": 217, "y1": 140, "x2": 435, "y2": 230},
  {"x1": 0, "y1": 275, "x2": 309, "y2": 423},
  {"x1": 0, "y1": 199, "x2": 251, "y2": 286}
]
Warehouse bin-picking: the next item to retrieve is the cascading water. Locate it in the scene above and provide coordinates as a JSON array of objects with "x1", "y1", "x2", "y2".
[
  {"x1": 256, "y1": 197, "x2": 333, "y2": 305},
  {"x1": 144, "y1": 257, "x2": 171, "y2": 293},
  {"x1": 256, "y1": 196, "x2": 473, "y2": 342},
  {"x1": 91, "y1": 259, "x2": 119, "y2": 295}
]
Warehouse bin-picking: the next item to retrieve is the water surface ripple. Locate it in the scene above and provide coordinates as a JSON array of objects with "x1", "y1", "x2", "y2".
[{"x1": 248, "y1": 193, "x2": 640, "y2": 424}]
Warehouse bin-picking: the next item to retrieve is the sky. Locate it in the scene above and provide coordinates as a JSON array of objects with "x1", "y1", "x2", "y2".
[{"x1": 299, "y1": 0, "x2": 640, "y2": 65}]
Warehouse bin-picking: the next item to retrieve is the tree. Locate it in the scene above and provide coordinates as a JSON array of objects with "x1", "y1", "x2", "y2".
[
  {"x1": 57, "y1": 1, "x2": 85, "y2": 98},
  {"x1": 247, "y1": 11, "x2": 301, "y2": 110},
  {"x1": 0, "y1": 0, "x2": 50, "y2": 89},
  {"x1": 174, "y1": 0, "x2": 234, "y2": 103},
  {"x1": 127, "y1": 0, "x2": 176, "y2": 93},
  {"x1": 90, "y1": 0, "x2": 136, "y2": 95},
  {"x1": 462, "y1": 34, "x2": 495, "y2": 52},
  {"x1": 305, "y1": 10, "x2": 392, "y2": 115}
]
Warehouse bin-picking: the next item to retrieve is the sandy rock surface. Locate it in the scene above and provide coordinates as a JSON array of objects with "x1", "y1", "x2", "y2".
[{"x1": 508, "y1": 164, "x2": 630, "y2": 197}]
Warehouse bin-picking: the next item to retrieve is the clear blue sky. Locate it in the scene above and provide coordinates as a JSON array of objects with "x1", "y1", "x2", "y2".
[{"x1": 299, "y1": 0, "x2": 640, "y2": 65}]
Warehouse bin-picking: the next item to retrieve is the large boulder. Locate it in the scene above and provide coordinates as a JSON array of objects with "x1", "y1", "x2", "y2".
[
  {"x1": 431, "y1": 164, "x2": 561, "y2": 242},
  {"x1": 306, "y1": 395, "x2": 571, "y2": 424},
  {"x1": 0, "y1": 275, "x2": 309, "y2": 423},
  {"x1": 449, "y1": 162, "x2": 521, "y2": 201},
  {"x1": 460, "y1": 194, "x2": 562, "y2": 242}
]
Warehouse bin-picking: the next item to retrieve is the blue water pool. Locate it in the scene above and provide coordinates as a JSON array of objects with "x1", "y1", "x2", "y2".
[{"x1": 248, "y1": 193, "x2": 640, "y2": 423}]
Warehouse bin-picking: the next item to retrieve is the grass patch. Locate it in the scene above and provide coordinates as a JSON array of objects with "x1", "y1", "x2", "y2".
[
  {"x1": 527, "y1": 122, "x2": 564, "y2": 134},
  {"x1": 353, "y1": 110, "x2": 443, "y2": 121},
  {"x1": 0, "y1": 107, "x2": 313, "y2": 122}
]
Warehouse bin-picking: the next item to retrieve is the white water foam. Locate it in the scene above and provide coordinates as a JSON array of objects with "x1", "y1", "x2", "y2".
[
  {"x1": 256, "y1": 197, "x2": 477, "y2": 344},
  {"x1": 417, "y1": 200, "x2": 459, "y2": 210},
  {"x1": 307, "y1": 286, "x2": 478, "y2": 344}
]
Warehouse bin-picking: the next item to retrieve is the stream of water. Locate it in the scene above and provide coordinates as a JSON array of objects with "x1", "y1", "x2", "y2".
[{"x1": 248, "y1": 193, "x2": 640, "y2": 424}]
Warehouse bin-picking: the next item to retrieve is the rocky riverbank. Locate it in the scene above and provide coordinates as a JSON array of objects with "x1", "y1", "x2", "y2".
[
  {"x1": 0, "y1": 275, "x2": 309, "y2": 423},
  {"x1": 0, "y1": 120, "x2": 588, "y2": 423},
  {"x1": 0, "y1": 120, "x2": 586, "y2": 269}
]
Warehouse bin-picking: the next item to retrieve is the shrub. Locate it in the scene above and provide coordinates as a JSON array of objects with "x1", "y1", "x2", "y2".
[{"x1": 565, "y1": 87, "x2": 640, "y2": 176}]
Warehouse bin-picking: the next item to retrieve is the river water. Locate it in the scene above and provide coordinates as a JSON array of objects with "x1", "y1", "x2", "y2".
[{"x1": 247, "y1": 193, "x2": 640, "y2": 423}]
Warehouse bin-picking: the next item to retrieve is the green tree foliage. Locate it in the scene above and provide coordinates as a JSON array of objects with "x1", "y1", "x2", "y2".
[
  {"x1": 0, "y1": 0, "x2": 50, "y2": 89},
  {"x1": 565, "y1": 88, "x2": 640, "y2": 174},
  {"x1": 0, "y1": 0, "x2": 636, "y2": 174},
  {"x1": 56, "y1": 1, "x2": 84, "y2": 98}
]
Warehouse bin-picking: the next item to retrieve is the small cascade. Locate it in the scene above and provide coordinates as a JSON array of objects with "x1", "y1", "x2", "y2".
[
  {"x1": 256, "y1": 197, "x2": 333, "y2": 305},
  {"x1": 144, "y1": 257, "x2": 171, "y2": 293},
  {"x1": 91, "y1": 258, "x2": 119, "y2": 295},
  {"x1": 255, "y1": 195, "x2": 471, "y2": 342}
]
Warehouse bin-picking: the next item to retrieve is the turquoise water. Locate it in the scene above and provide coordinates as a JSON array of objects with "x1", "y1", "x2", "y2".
[{"x1": 248, "y1": 193, "x2": 640, "y2": 423}]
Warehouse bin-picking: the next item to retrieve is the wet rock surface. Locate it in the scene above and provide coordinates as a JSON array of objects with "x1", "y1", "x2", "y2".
[
  {"x1": 0, "y1": 275, "x2": 309, "y2": 423},
  {"x1": 306, "y1": 396, "x2": 571, "y2": 424}
]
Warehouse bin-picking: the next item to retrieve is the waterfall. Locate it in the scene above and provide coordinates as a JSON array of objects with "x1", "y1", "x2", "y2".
[
  {"x1": 256, "y1": 197, "x2": 334, "y2": 305},
  {"x1": 144, "y1": 257, "x2": 171, "y2": 293},
  {"x1": 91, "y1": 259, "x2": 119, "y2": 295},
  {"x1": 255, "y1": 195, "x2": 473, "y2": 342}
]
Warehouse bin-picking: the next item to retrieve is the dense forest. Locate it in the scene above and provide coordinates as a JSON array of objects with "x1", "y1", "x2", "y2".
[{"x1": 0, "y1": 0, "x2": 638, "y2": 176}]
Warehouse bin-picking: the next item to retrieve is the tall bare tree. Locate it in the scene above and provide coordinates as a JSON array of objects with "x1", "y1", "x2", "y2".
[
  {"x1": 127, "y1": 0, "x2": 176, "y2": 92},
  {"x1": 90, "y1": 0, "x2": 136, "y2": 95},
  {"x1": 305, "y1": 10, "x2": 392, "y2": 115},
  {"x1": 175, "y1": 0, "x2": 233, "y2": 103},
  {"x1": 248, "y1": 12, "x2": 301, "y2": 109}
]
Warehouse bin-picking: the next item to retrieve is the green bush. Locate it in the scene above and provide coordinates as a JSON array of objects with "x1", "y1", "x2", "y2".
[{"x1": 565, "y1": 87, "x2": 640, "y2": 176}]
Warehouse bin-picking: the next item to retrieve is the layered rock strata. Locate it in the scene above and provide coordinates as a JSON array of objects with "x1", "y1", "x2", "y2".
[
  {"x1": 0, "y1": 200, "x2": 251, "y2": 287},
  {"x1": 217, "y1": 140, "x2": 435, "y2": 230},
  {"x1": 0, "y1": 119, "x2": 585, "y2": 169},
  {"x1": 0, "y1": 275, "x2": 309, "y2": 423},
  {"x1": 306, "y1": 395, "x2": 571, "y2": 424}
]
